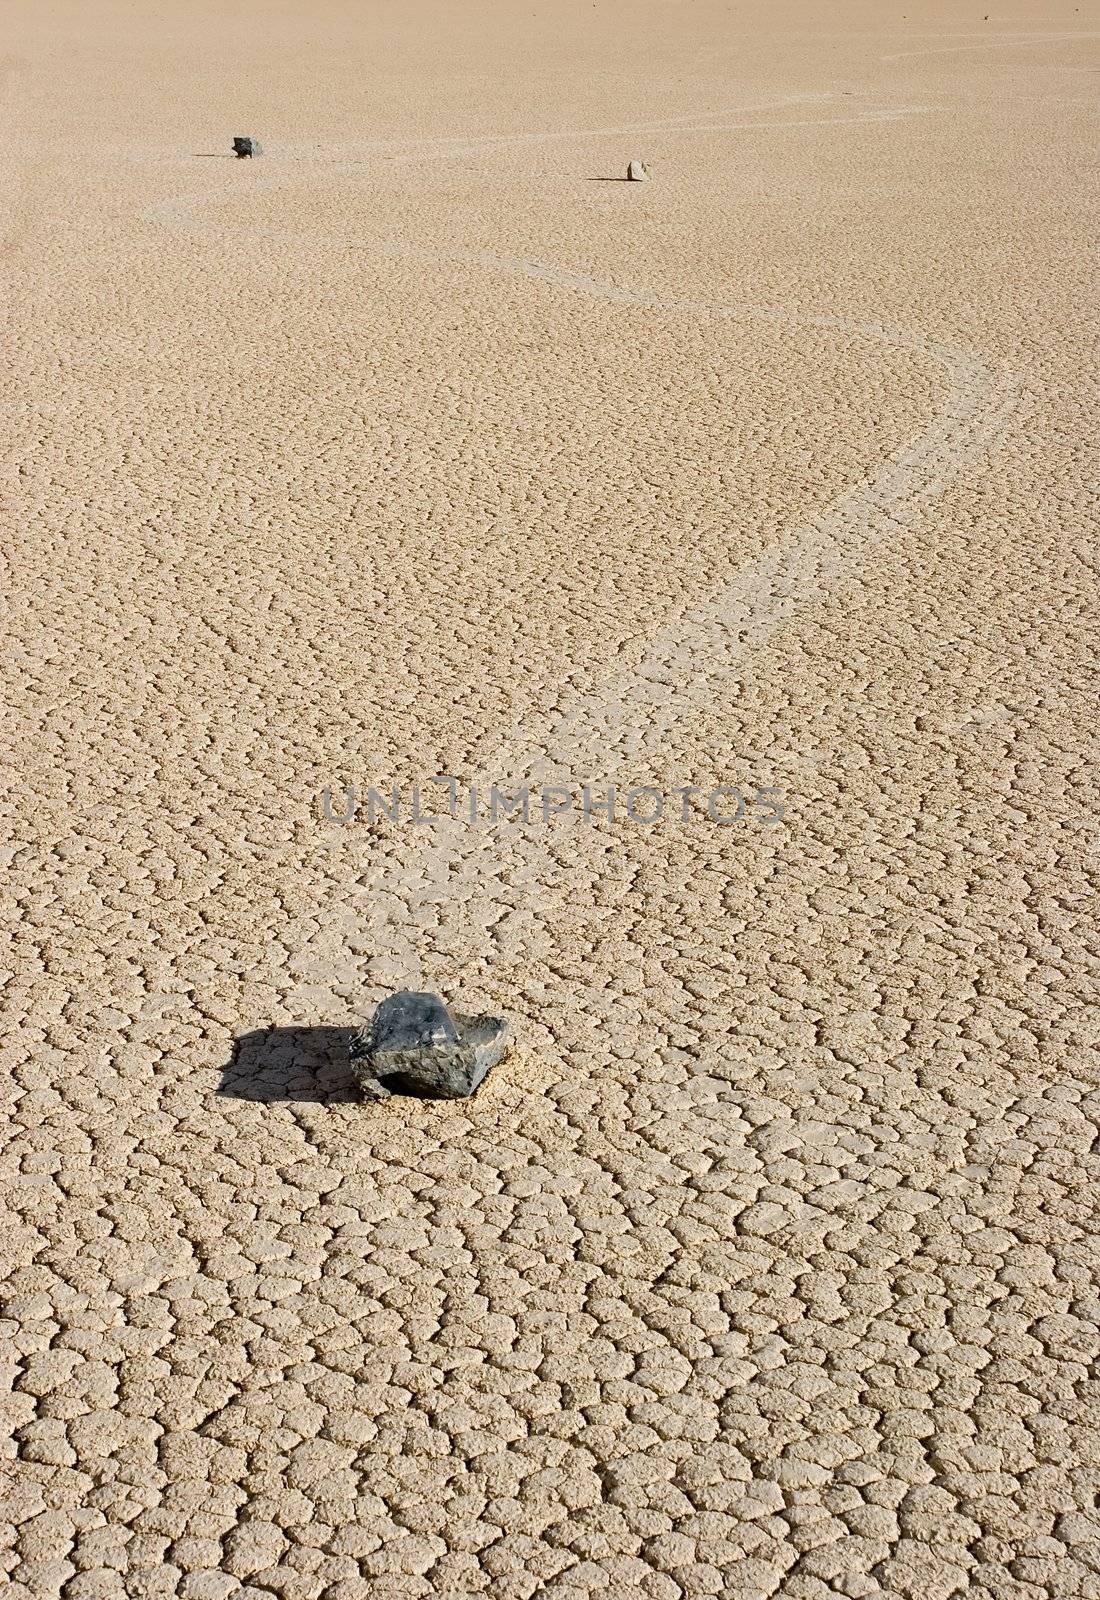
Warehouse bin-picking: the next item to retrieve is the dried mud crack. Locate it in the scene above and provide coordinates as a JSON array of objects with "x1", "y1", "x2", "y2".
[{"x1": 3, "y1": 6, "x2": 1098, "y2": 1600}]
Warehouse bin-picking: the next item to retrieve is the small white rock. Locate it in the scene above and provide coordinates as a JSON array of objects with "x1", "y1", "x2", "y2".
[{"x1": 627, "y1": 159, "x2": 649, "y2": 181}]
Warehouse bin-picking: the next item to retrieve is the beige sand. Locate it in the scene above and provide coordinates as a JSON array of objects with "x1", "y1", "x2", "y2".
[{"x1": 3, "y1": 1, "x2": 1098, "y2": 1595}]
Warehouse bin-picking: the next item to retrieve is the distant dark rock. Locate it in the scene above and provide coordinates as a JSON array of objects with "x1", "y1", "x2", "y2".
[
  {"x1": 233, "y1": 137, "x2": 262, "y2": 158},
  {"x1": 350, "y1": 991, "x2": 509, "y2": 1100}
]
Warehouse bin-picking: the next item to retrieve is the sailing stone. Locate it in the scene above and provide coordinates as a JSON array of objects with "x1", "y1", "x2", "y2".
[{"x1": 350, "y1": 991, "x2": 509, "y2": 1100}]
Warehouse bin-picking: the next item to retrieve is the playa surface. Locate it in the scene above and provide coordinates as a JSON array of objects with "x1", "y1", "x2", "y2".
[{"x1": 3, "y1": 2, "x2": 1098, "y2": 1595}]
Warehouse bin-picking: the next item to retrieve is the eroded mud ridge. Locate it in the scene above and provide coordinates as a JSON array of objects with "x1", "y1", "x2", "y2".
[{"x1": 3, "y1": 2, "x2": 1098, "y2": 1597}]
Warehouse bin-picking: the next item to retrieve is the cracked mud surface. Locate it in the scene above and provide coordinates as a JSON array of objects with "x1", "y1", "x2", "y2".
[{"x1": 3, "y1": 2, "x2": 1099, "y2": 1596}]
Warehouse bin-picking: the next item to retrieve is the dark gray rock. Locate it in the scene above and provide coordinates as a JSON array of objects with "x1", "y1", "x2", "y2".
[
  {"x1": 233, "y1": 136, "x2": 262, "y2": 158},
  {"x1": 349, "y1": 991, "x2": 509, "y2": 1100}
]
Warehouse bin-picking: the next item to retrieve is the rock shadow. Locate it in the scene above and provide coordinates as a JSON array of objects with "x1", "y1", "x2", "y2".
[{"x1": 219, "y1": 1025, "x2": 359, "y2": 1103}]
